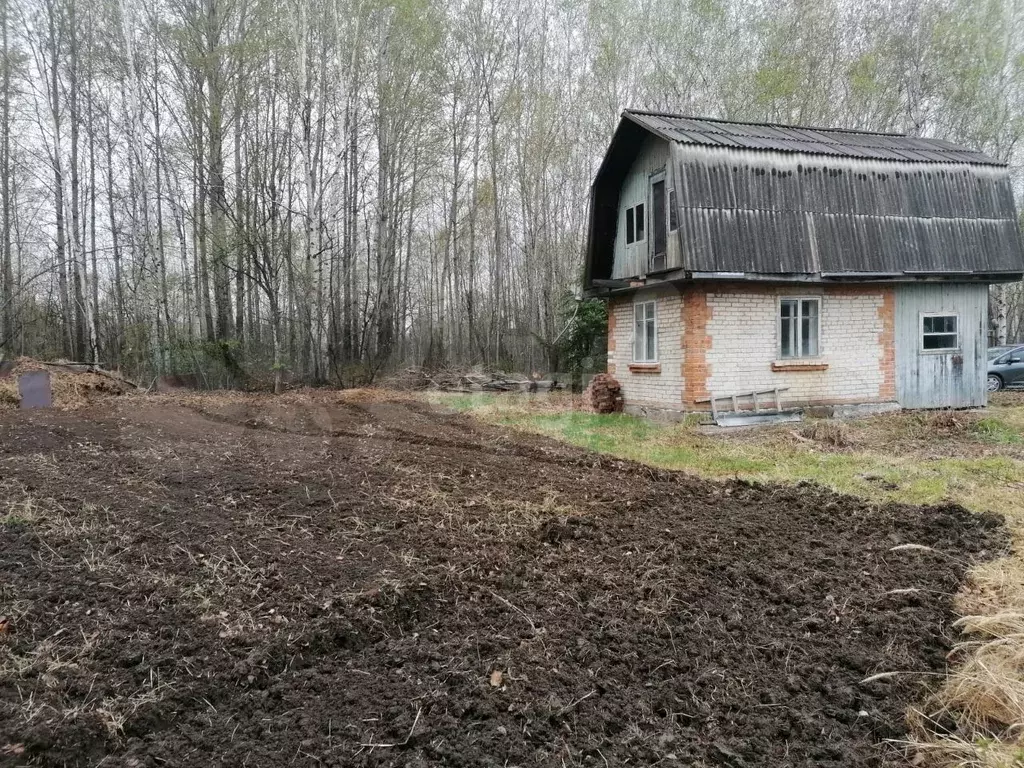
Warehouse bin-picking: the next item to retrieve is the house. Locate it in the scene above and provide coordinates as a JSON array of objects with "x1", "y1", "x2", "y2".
[{"x1": 583, "y1": 110, "x2": 1024, "y2": 416}]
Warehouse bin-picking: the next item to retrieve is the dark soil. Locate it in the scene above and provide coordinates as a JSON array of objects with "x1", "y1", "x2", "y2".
[{"x1": 0, "y1": 393, "x2": 1006, "y2": 767}]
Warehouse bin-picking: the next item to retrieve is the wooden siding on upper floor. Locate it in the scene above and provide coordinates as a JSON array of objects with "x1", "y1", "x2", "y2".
[{"x1": 611, "y1": 137, "x2": 679, "y2": 279}]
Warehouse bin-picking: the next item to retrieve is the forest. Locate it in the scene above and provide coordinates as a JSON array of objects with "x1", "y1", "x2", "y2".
[{"x1": 0, "y1": 0, "x2": 1022, "y2": 388}]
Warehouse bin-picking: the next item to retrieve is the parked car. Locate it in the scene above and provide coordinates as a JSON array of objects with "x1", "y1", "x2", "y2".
[{"x1": 988, "y1": 345, "x2": 1024, "y2": 391}]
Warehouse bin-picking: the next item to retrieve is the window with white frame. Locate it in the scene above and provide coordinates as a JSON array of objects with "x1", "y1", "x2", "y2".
[
  {"x1": 921, "y1": 313, "x2": 959, "y2": 352},
  {"x1": 779, "y1": 298, "x2": 820, "y2": 358},
  {"x1": 633, "y1": 300, "x2": 657, "y2": 362},
  {"x1": 625, "y1": 202, "x2": 646, "y2": 245}
]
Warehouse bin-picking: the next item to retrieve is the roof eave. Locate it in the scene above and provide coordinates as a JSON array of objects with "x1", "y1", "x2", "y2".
[
  {"x1": 583, "y1": 269, "x2": 1022, "y2": 298},
  {"x1": 620, "y1": 110, "x2": 676, "y2": 144}
]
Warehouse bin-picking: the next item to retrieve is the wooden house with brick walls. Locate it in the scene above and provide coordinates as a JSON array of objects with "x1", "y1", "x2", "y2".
[{"x1": 583, "y1": 110, "x2": 1024, "y2": 419}]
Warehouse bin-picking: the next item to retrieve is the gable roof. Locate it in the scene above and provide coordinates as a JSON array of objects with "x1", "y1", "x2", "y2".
[
  {"x1": 624, "y1": 110, "x2": 1001, "y2": 166},
  {"x1": 584, "y1": 110, "x2": 1024, "y2": 289}
]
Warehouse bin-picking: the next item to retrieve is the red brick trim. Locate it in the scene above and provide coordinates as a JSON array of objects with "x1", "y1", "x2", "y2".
[
  {"x1": 682, "y1": 288, "x2": 711, "y2": 407},
  {"x1": 628, "y1": 363, "x2": 661, "y2": 374},
  {"x1": 878, "y1": 288, "x2": 896, "y2": 400}
]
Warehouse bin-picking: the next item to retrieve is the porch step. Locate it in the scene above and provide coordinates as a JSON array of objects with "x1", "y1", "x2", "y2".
[{"x1": 713, "y1": 409, "x2": 803, "y2": 428}]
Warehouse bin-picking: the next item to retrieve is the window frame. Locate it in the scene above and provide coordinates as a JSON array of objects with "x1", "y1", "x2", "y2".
[
  {"x1": 996, "y1": 345, "x2": 1024, "y2": 365},
  {"x1": 668, "y1": 188, "x2": 678, "y2": 232},
  {"x1": 632, "y1": 299, "x2": 658, "y2": 363},
  {"x1": 624, "y1": 202, "x2": 646, "y2": 246},
  {"x1": 920, "y1": 312, "x2": 960, "y2": 354},
  {"x1": 777, "y1": 296, "x2": 822, "y2": 360}
]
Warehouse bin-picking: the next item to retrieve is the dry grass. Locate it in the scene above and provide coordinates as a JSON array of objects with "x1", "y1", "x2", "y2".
[
  {"x1": 903, "y1": 737, "x2": 1024, "y2": 768},
  {"x1": 937, "y1": 630, "x2": 1024, "y2": 731},
  {"x1": 800, "y1": 418, "x2": 852, "y2": 448},
  {"x1": 906, "y1": 567, "x2": 1024, "y2": 763}
]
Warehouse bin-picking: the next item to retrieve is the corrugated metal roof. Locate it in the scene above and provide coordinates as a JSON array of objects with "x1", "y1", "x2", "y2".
[
  {"x1": 670, "y1": 142, "x2": 1023, "y2": 276},
  {"x1": 626, "y1": 110, "x2": 1002, "y2": 166}
]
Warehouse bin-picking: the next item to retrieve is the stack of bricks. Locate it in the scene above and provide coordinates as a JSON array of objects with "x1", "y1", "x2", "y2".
[{"x1": 583, "y1": 373, "x2": 624, "y2": 414}]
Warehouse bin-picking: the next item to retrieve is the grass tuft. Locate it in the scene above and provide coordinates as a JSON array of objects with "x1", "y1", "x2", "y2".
[
  {"x1": 801, "y1": 419, "x2": 852, "y2": 448},
  {"x1": 973, "y1": 417, "x2": 1024, "y2": 445}
]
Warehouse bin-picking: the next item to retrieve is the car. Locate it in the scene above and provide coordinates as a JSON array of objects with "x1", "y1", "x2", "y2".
[{"x1": 988, "y1": 345, "x2": 1024, "y2": 391}]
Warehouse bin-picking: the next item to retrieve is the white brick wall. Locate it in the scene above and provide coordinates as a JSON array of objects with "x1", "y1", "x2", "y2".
[
  {"x1": 607, "y1": 285, "x2": 890, "y2": 411},
  {"x1": 608, "y1": 288, "x2": 685, "y2": 408},
  {"x1": 706, "y1": 288, "x2": 886, "y2": 405}
]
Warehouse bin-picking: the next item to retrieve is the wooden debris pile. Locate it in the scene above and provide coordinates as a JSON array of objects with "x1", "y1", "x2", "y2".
[
  {"x1": 385, "y1": 366, "x2": 562, "y2": 393},
  {"x1": 583, "y1": 373, "x2": 623, "y2": 414}
]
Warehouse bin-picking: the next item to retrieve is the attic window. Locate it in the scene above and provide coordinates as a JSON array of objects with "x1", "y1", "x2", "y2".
[
  {"x1": 625, "y1": 203, "x2": 645, "y2": 245},
  {"x1": 668, "y1": 189, "x2": 678, "y2": 231}
]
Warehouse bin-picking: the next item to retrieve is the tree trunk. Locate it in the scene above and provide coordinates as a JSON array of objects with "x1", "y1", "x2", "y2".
[
  {"x1": 0, "y1": 0, "x2": 12, "y2": 354},
  {"x1": 206, "y1": 0, "x2": 231, "y2": 340},
  {"x1": 153, "y1": 39, "x2": 170, "y2": 372},
  {"x1": 994, "y1": 284, "x2": 1008, "y2": 345}
]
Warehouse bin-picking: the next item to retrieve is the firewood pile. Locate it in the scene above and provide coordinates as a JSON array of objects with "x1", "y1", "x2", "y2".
[
  {"x1": 384, "y1": 366, "x2": 562, "y2": 393},
  {"x1": 583, "y1": 373, "x2": 624, "y2": 414}
]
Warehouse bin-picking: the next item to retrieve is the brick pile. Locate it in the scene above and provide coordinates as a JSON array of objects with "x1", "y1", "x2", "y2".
[{"x1": 583, "y1": 373, "x2": 624, "y2": 414}]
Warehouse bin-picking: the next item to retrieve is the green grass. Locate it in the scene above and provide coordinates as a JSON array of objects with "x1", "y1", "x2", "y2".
[
  {"x1": 433, "y1": 392, "x2": 1024, "y2": 531},
  {"x1": 973, "y1": 416, "x2": 1024, "y2": 444}
]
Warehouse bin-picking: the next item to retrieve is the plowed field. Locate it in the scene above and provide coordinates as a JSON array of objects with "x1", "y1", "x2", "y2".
[{"x1": 0, "y1": 393, "x2": 1004, "y2": 766}]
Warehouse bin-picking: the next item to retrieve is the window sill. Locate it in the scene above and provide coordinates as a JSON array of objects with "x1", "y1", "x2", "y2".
[
  {"x1": 772, "y1": 360, "x2": 829, "y2": 372},
  {"x1": 629, "y1": 363, "x2": 661, "y2": 374}
]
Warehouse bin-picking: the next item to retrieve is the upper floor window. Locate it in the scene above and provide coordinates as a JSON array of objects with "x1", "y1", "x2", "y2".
[
  {"x1": 779, "y1": 298, "x2": 820, "y2": 358},
  {"x1": 625, "y1": 203, "x2": 645, "y2": 245},
  {"x1": 921, "y1": 313, "x2": 959, "y2": 352},
  {"x1": 668, "y1": 188, "x2": 678, "y2": 232}
]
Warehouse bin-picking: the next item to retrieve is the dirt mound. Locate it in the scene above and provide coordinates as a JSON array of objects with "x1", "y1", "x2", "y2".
[
  {"x1": 0, "y1": 357, "x2": 135, "y2": 410},
  {"x1": 0, "y1": 395, "x2": 1006, "y2": 767}
]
